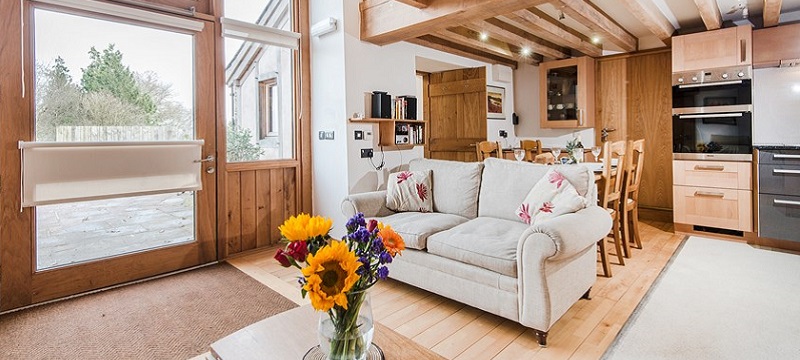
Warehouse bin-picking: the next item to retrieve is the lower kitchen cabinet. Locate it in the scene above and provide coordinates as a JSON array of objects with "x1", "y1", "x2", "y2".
[
  {"x1": 673, "y1": 186, "x2": 752, "y2": 231},
  {"x1": 758, "y1": 194, "x2": 800, "y2": 242}
]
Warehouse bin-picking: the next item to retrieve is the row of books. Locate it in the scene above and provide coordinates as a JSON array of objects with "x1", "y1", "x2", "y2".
[{"x1": 394, "y1": 123, "x2": 424, "y2": 145}]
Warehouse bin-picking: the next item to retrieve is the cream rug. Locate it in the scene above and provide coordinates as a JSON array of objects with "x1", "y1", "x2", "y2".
[{"x1": 605, "y1": 236, "x2": 800, "y2": 359}]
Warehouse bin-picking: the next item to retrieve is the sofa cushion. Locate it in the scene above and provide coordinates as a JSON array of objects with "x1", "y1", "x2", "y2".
[
  {"x1": 373, "y1": 212, "x2": 469, "y2": 250},
  {"x1": 516, "y1": 169, "x2": 588, "y2": 225},
  {"x1": 409, "y1": 158, "x2": 483, "y2": 219},
  {"x1": 385, "y1": 170, "x2": 433, "y2": 213},
  {"x1": 478, "y1": 158, "x2": 592, "y2": 222},
  {"x1": 426, "y1": 217, "x2": 529, "y2": 277}
]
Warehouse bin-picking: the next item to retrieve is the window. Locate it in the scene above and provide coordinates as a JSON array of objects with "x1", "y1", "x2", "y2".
[
  {"x1": 258, "y1": 77, "x2": 278, "y2": 139},
  {"x1": 223, "y1": 0, "x2": 298, "y2": 162}
]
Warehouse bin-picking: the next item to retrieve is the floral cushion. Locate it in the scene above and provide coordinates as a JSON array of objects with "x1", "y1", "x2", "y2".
[
  {"x1": 515, "y1": 169, "x2": 587, "y2": 225},
  {"x1": 386, "y1": 170, "x2": 433, "y2": 213}
]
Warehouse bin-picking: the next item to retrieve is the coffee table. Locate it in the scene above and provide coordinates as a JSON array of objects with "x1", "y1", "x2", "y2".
[{"x1": 210, "y1": 305, "x2": 444, "y2": 360}]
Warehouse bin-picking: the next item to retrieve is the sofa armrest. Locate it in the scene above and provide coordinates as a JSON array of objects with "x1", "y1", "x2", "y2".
[
  {"x1": 523, "y1": 205, "x2": 612, "y2": 261},
  {"x1": 341, "y1": 190, "x2": 396, "y2": 218}
]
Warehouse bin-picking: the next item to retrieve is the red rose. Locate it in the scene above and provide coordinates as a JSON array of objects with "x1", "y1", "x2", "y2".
[
  {"x1": 274, "y1": 249, "x2": 292, "y2": 267},
  {"x1": 367, "y1": 219, "x2": 378, "y2": 232},
  {"x1": 287, "y1": 240, "x2": 309, "y2": 262}
]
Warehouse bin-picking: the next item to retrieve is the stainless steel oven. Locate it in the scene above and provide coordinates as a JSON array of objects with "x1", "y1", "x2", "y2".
[{"x1": 672, "y1": 66, "x2": 753, "y2": 161}]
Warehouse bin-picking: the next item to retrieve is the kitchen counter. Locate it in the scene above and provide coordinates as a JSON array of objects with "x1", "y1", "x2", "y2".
[{"x1": 754, "y1": 145, "x2": 800, "y2": 150}]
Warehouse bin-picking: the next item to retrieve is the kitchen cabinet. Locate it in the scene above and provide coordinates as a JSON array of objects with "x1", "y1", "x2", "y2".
[
  {"x1": 756, "y1": 148, "x2": 800, "y2": 243},
  {"x1": 539, "y1": 56, "x2": 595, "y2": 129},
  {"x1": 673, "y1": 160, "x2": 753, "y2": 232},
  {"x1": 672, "y1": 25, "x2": 752, "y2": 72},
  {"x1": 753, "y1": 22, "x2": 800, "y2": 68}
]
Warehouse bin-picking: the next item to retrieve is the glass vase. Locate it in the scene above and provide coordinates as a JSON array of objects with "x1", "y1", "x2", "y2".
[{"x1": 317, "y1": 291, "x2": 374, "y2": 360}]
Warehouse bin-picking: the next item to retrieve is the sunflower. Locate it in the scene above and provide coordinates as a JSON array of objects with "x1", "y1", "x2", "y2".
[
  {"x1": 378, "y1": 224, "x2": 405, "y2": 257},
  {"x1": 302, "y1": 240, "x2": 361, "y2": 311},
  {"x1": 307, "y1": 216, "x2": 333, "y2": 239},
  {"x1": 279, "y1": 213, "x2": 311, "y2": 241}
]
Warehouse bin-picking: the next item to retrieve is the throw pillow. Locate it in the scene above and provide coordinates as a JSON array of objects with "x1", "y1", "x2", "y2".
[
  {"x1": 515, "y1": 169, "x2": 587, "y2": 225},
  {"x1": 386, "y1": 170, "x2": 433, "y2": 213}
]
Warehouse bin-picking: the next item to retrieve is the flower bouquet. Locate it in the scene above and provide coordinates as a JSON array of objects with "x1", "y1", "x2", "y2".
[{"x1": 274, "y1": 212, "x2": 405, "y2": 360}]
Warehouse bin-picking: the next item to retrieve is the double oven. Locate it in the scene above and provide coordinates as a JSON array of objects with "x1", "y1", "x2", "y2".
[{"x1": 672, "y1": 66, "x2": 753, "y2": 161}]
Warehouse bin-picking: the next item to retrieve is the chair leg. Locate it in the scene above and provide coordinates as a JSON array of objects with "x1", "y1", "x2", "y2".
[
  {"x1": 620, "y1": 207, "x2": 632, "y2": 258},
  {"x1": 612, "y1": 214, "x2": 625, "y2": 266},
  {"x1": 598, "y1": 239, "x2": 612, "y2": 277},
  {"x1": 631, "y1": 206, "x2": 643, "y2": 249}
]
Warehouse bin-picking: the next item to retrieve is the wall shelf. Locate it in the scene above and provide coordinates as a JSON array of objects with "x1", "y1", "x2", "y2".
[{"x1": 349, "y1": 118, "x2": 426, "y2": 148}]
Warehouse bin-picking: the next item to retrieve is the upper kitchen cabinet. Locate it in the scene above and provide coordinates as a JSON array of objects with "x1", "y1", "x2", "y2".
[
  {"x1": 540, "y1": 56, "x2": 595, "y2": 129},
  {"x1": 753, "y1": 22, "x2": 800, "y2": 68},
  {"x1": 672, "y1": 25, "x2": 752, "y2": 72}
]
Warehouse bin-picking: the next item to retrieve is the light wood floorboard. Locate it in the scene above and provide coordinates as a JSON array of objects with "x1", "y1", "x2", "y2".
[{"x1": 226, "y1": 220, "x2": 682, "y2": 359}]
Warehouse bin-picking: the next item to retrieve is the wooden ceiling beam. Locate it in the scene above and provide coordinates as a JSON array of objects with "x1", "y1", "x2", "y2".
[
  {"x1": 552, "y1": 0, "x2": 638, "y2": 52},
  {"x1": 692, "y1": 0, "x2": 722, "y2": 30},
  {"x1": 433, "y1": 28, "x2": 522, "y2": 64},
  {"x1": 763, "y1": 0, "x2": 782, "y2": 27},
  {"x1": 406, "y1": 35, "x2": 521, "y2": 68},
  {"x1": 360, "y1": 0, "x2": 550, "y2": 45},
  {"x1": 619, "y1": 0, "x2": 674, "y2": 44},
  {"x1": 394, "y1": 0, "x2": 430, "y2": 9},
  {"x1": 465, "y1": 18, "x2": 569, "y2": 60},
  {"x1": 499, "y1": 8, "x2": 602, "y2": 57}
]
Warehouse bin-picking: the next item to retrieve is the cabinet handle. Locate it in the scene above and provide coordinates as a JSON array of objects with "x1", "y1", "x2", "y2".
[
  {"x1": 577, "y1": 108, "x2": 583, "y2": 126},
  {"x1": 773, "y1": 169, "x2": 800, "y2": 175},
  {"x1": 774, "y1": 199, "x2": 800, "y2": 206},
  {"x1": 694, "y1": 165, "x2": 725, "y2": 171},
  {"x1": 774, "y1": 154, "x2": 800, "y2": 159},
  {"x1": 694, "y1": 191, "x2": 725, "y2": 198},
  {"x1": 740, "y1": 39, "x2": 746, "y2": 63}
]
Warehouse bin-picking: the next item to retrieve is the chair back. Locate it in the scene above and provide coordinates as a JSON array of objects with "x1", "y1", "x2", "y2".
[
  {"x1": 600, "y1": 140, "x2": 627, "y2": 210},
  {"x1": 520, "y1": 139, "x2": 543, "y2": 161},
  {"x1": 476, "y1": 141, "x2": 501, "y2": 161},
  {"x1": 624, "y1": 139, "x2": 645, "y2": 202}
]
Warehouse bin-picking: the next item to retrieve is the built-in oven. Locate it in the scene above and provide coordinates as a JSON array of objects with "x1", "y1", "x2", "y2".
[{"x1": 672, "y1": 66, "x2": 753, "y2": 161}]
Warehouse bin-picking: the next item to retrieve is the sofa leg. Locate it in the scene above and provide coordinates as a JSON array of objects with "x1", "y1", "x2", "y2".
[
  {"x1": 532, "y1": 329, "x2": 549, "y2": 347},
  {"x1": 581, "y1": 287, "x2": 592, "y2": 300}
]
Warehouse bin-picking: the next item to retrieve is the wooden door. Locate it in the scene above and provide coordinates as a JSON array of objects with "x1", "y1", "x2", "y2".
[
  {"x1": 594, "y1": 57, "x2": 627, "y2": 144},
  {"x1": 426, "y1": 67, "x2": 486, "y2": 162}
]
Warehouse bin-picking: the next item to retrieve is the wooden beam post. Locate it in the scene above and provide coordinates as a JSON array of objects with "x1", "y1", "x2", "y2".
[
  {"x1": 693, "y1": 0, "x2": 722, "y2": 30},
  {"x1": 619, "y1": 0, "x2": 674, "y2": 44},
  {"x1": 763, "y1": 0, "x2": 782, "y2": 27},
  {"x1": 553, "y1": 0, "x2": 638, "y2": 52}
]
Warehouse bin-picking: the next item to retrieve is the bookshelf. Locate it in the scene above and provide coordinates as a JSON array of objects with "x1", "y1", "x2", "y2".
[{"x1": 349, "y1": 118, "x2": 426, "y2": 150}]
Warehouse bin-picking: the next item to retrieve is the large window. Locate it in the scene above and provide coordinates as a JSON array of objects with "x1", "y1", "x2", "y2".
[{"x1": 223, "y1": 0, "x2": 298, "y2": 162}]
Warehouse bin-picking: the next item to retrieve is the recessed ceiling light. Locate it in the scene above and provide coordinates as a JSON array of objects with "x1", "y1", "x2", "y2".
[
  {"x1": 591, "y1": 36, "x2": 601, "y2": 45},
  {"x1": 479, "y1": 32, "x2": 488, "y2": 41},
  {"x1": 521, "y1": 47, "x2": 532, "y2": 56}
]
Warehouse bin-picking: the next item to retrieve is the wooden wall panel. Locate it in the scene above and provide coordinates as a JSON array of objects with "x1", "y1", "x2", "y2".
[
  {"x1": 255, "y1": 169, "x2": 272, "y2": 248},
  {"x1": 269, "y1": 169, "x2": 286, "y2": 245},
  {"x1": 240, "y1": 171, "x2": 257, "y2": 252},
  {"x1": 594, "y1": 58, "x2": 628, "y2": 144},
  {"x1": 225, "y1": 172, "x2": 242, "y2": 255},
  {"x1": 627, "y1": 51, "x2": 673, "y2": 210}
]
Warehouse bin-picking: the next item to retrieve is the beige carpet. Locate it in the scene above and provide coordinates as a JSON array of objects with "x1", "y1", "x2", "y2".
[
  {"x1": 604, "y1": 236, "x2": 800, "y2": 359},
  {"x1": 0, "y1": 263, "x2": 297, "y2": 360}
]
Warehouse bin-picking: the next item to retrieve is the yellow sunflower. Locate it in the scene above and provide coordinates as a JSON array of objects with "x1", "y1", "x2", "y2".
[
  {"x1": 307, "y1": 216, "x2": 333, "y2": 238},
  {"x1": 302, "y1": 240, "x2": 361, "y2": 311},
  {"x1": 378, "y1": 224, "x2": 405, "y2": 257},
  {"x1": 279, "y1": 213, "x2": 311, "y2": 241}
]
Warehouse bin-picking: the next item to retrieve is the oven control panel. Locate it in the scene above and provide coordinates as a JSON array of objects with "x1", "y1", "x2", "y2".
[{"x1": 672, "y1": 66, "x2": 752, "y2": 86}]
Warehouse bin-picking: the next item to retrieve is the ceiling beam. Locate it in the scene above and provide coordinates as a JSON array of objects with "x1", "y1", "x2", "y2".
[
  {"x1": 498, "y1": 8, "x2": 602, "y2": 57},
  {"x1": 692, "y1": 0, "x2": 722, "y2": 30},
  {"x1": 465, "y1": 19, "x2": 568, "y2": 60},
  {"x1": 394, "y1": 0, "x2": 430, "y2": 9},
  {"x1": 406, "y1": 35, "x2": 521, "y2": 68},
  {"x1": 619, "y1": 0, "x2": 674, "y2": 44},
  {"x1": 433, "y1": 28, "x2": 527, "y2": 64},
  {"x1": 763, "y1": 0, "x2": 782, "y2": 27},
  {"x1": 360, "y1": 0, "x2": 549, "y2": 45},
  {"x1": 552, "y1": 0, "x2": 637, "y2": 52}
]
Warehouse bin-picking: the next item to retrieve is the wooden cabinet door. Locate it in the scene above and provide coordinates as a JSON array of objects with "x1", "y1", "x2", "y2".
[
  {"x1": 539, "y1": 56, "x2": 595, "y2": 129},
  {"x1": 673, "y1": 186, "x2": 752, "y2": 231},
  {"x1": 426, "y1": 67, "x2": 486, "y2": 162},
  {"x1": 672, "y1": 25, "x2": 752, "y2": 72}
]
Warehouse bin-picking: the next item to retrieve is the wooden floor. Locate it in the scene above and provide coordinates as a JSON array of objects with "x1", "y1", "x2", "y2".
[{"x1": 223, "y1": 220, "x2": 683, "y2": 360}]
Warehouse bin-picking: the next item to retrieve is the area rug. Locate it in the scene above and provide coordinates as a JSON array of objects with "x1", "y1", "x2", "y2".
[
  {"x1": 604, "y1": 236, "x2": 800, "y2": 359},
  {"x1": 0, "y1": 263, "x2": 297, "y2": 360}
]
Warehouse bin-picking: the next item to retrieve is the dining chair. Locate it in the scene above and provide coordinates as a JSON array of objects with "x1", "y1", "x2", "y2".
[
  {"x1": 597, "y1": 140, "x2": 627, "y2": 277},
  {"x1": 476, "y1": 141, "x2": 501, "y2": 161},
  {"x1": 621, "y1": 139, "x2": 645, "y2": 251},
  {"x1": 520, "y1": 139, "x2": 543, "y2": 162}
]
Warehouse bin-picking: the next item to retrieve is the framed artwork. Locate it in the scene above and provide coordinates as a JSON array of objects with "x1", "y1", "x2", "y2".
[{"x1": 487, "y1": 85, "x2": 505, "y2": 119}]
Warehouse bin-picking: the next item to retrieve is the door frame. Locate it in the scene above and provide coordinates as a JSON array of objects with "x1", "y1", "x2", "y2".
[{"x1": 0, "y1": 2, "x2": 217, "y2": 311}]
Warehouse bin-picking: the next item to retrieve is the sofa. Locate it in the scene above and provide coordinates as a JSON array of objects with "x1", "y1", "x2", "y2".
[{"x1": 341, "y1": 157, "x2": 612, "y2": 346}]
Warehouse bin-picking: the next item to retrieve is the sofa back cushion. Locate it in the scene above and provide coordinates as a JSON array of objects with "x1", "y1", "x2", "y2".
[
  {"x1": 409, "y1": 158, "x2": 483, "y2": 219},
  {"x1": 478, "y1": 158, "x2": 593, "y2": 221}
]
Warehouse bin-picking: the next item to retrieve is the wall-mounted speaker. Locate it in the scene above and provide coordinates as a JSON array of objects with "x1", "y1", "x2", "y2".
[{"x1": 512, "y1": 112, "x2": 519, "y2": 125}]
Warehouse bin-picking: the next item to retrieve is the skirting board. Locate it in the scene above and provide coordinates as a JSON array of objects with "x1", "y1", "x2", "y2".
[{"x1": 637, "y1": 206, "x2": 672, "y2": 223}]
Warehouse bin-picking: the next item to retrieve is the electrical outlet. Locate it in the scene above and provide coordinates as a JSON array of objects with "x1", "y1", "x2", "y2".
[
  {"x1": 361, "y1": 148, "x2": 374, "y2": 158},
  {"x1": 499, "y1": 130, "x2": 508, "y2": 138}
]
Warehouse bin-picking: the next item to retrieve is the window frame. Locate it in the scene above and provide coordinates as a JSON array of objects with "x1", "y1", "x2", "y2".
[{"x1": 257, "y1": 76, "x2": 278, "y2": 140}]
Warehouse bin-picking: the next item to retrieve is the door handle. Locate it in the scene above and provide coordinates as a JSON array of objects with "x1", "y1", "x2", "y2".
[
  {"x1": 774, "y1": 199, "x2": 800, "y2": 206},
  {"x1": 694, "y1": 165, "x2": 725, "y2": 171},
  {"x1": 194, "y1": 155, "x2": 215, "y2": 163},
  {"x1": 774, "y1": 154, "x2": 800, "y2": 159},
  {"x1": 678, "y1": 113, "x2": 742, "y2": 119},
  {"x1": 694, "y1": 191, "x2": 725, "y2": 198}
]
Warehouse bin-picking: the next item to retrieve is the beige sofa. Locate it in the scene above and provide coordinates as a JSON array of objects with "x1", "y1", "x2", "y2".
[{"x1": 341, "y1": 158, "x2": 612, "y2": 346}]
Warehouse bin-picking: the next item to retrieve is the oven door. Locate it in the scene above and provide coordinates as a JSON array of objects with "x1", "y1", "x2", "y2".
[
  {"x1": 672, "y1": 79, "x2": 752, "y2": 112},
  {"x1": 673, "y1": 111, "x2": 753, "y2": 161}
]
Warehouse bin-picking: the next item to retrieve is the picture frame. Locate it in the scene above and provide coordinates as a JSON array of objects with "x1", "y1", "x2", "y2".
[{"x1": 487, "y1": 85, "x2": 506, "y2": 119}]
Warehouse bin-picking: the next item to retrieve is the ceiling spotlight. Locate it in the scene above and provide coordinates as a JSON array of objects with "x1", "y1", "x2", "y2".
[
  {"x1": 591, "y1": 36, "x2": 601, "y2": 45},
  {"x1": 521, "y1": 47, "x2": 532, "y2": 56},
  {"x1": 479, "y1": 32, "x2": 489, "y2": 41}
]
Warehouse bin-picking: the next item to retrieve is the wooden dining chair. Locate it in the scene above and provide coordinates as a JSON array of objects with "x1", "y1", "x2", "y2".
[
  {"x1": 476, "y1": 141, "x2": 501, "y2": 161},
  {"x1": 597, "y1": 140, "x2": 627, "y2": 277},
  {"x1": 621, "y1": 139, "x2": 645, "y2": 251},
  {"x1": 520, "y1": 139, "x2": 543, "y2": 162}
]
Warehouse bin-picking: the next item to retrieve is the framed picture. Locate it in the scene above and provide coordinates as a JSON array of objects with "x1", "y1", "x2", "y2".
[{"x1": 487, "y1": 86, "x2": 505, "y2": 119}]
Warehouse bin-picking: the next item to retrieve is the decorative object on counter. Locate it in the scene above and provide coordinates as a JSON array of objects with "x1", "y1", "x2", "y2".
[
  {"x1": 565, "y1": 136, "x2": 584, "y2": 164},
  {"x1": 487, "y1": 85, "x2": 505, "y2": 119},
  {"x1": 274, "y1": 213, "x2": 405, "y2": 360}
]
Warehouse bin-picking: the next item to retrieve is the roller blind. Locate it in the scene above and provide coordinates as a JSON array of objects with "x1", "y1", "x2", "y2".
[
  {"x1": 19, "y1": 141, "x2": 204, "y2": 207},
  {"x1": 33, "y1": 0, "x2": 205, "y2": 32},
  {"x1": 221, "y1": 18, "x2": 300, "y2": 50}
]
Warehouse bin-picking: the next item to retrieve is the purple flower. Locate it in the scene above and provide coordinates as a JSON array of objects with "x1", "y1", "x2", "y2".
[
  {"x1": 379, "y1": 252, "x2": 393, "y2": 264},
  {"x1": 359, "y1": 255, "x2": 370, "y2": 265},
  {"x1": 346, "y1": 212, "x2": 367, "y2": 232},
  {"x1": 372, "y1": 237, "x2": 384, "y2": 253},
  {"x1": 377, "y1": 266, "x2": 389, "y2": 280}
]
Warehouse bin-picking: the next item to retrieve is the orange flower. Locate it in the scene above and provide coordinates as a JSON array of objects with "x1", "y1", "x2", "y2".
[{"x1": 378, "y1": 224, "x2": 405, "y2": 257}]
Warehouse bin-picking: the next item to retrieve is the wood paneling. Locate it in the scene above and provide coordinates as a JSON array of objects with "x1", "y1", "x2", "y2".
[
  {"x1": 427, "y1": 67, "x2": 486, "y2": 162},
  {"x1": 595, "y1": 58, "x2": 627, "y2": 143}
]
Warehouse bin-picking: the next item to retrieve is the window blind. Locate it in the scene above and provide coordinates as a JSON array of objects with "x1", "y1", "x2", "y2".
[
  {"x1": 33, "y1": 0, "x2": 205, "y2": 32},
  {"x1": 221, "y1": 17, "x2": 300, "y2": 50},
  {"x1": 19, "y1": 141, "x2": 204, "y2": 207}
]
